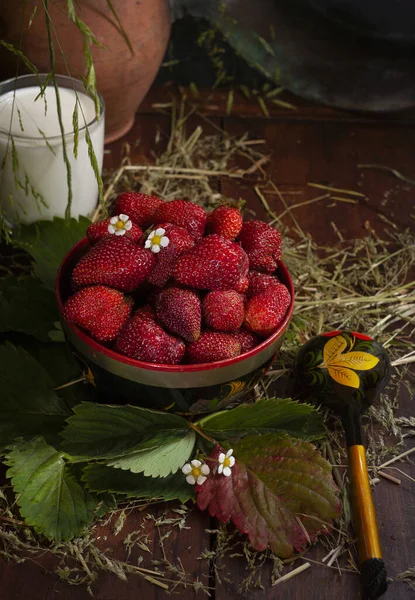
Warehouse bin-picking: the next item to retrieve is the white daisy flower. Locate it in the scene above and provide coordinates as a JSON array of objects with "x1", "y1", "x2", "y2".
[
  {"x1": 108, "y1": 214, "x2": 133, "y2": 236},
  {"x1": 144, "y1": 227, "x2": 170, "y2": 253},
  {"x1": 218, "y1": 449, "x2": 235, "y2": 477},
  {"x1": 182, "y1": 459, "x2": 210, "y2": 485}
]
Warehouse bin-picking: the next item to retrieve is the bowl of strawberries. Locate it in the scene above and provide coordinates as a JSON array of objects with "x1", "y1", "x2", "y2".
[{"x1": 56, "y1": 193, "x2": 294, "y2": 414}]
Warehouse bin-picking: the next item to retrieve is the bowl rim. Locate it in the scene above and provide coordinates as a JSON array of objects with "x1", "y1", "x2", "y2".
[{"x1": 56, "y1": 237, "x2": 295, "y2": 373}]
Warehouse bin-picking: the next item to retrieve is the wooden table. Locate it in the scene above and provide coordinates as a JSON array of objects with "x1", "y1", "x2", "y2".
[{"x1": 1, "y1": 88, "x2": 414, "y2": 600}]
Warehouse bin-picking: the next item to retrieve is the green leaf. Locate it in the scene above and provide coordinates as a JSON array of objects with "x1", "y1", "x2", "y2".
[
  {"x1": 196, "y1": 436, "x2": 340, "y2": 558},
  {"x1": 83, "y1": 464, "x2": 194, "y2": 503},
  {"x1": 61, "y1": 403, "x2": 193, "y2": 463},
  {"x1": 23, "y1": 338, "x2": 80, "y2": 388},
  {"x1": 198, "y1": 398, "x2": 325, "y2": 442},
  {"x1": 5, "y1": 436, "x2": 96, "y2": 540},
  {"x1": 107, "y1": 431, "x2": 196, "y2": 477},
  {"x1": 0, "y1": 343, "x2": 70, "y2": 445},
  {"x1": 0, "y1": 277, "x2": 59, "y2": 341},
  {"x1": 24, "y1": 340, "x2": 88, "y2": 409},
  {"x1": 12, "y1": 216, "x2": 90, "y2": 289}
]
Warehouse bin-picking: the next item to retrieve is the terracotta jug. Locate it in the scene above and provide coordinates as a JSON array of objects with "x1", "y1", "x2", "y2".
[{"x1": 0, "y1": 0, "x2": 171, "y2": 142}]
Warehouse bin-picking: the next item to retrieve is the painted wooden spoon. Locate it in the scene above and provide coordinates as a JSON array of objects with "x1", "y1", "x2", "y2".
[{"x1": 295, "y1": 330, "x2": 390, "y2": 599}]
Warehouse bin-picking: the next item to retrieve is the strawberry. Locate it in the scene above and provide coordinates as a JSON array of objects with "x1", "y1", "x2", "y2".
[
  {"x1": 156, "y1": 286, "x2": 201, "y2": 343},
  {"x1": 63, "y1": 285, "x2": 133, "y2": 342},
  {"x1": 112, "y1": 192, "x2": 163, "y2": 227},
  {"x1": 147, "y1": 223, "x2": 195, "y2": 287},
  {"x1": 133, "y1": 304, "x2": 156, "y2": 321},
  {"x1": 231, "y1": 329, "x2": 260, "y2": 353},
  {"x1": 238, "y1": 221, "x2": 282, "y2": 273},
  {"x1": 152, "y1": 199, "x2": 207, "y2": 240},
  {"x1": 72, "y1": 237, "x2": 155, "y2": 293},
  {"x1": 202, "y1": 290, "x2": 245, "y2": 332},
  {"x1": 115, "y1": 315, "x2": 185, "y2": 364},
  {"x1": 244, "y1": 284, "x2": 291, "y2": 337},
  {"x1": 206, "y1": 205, "x2": 243, "y2": 240},
  {"x1": 174, "y1": 234, "x2": 249, "y2": 292},
  {"x1": 186, "y1": 332, "x2": 241, "y2": 364},
  {"x1": 234, "y1": 276, "x2": 249, "y2": 294},
  {"x1": 86, "y1": 215, "x2": 143, "y2": 244},
  {"x1": 247, "y1": 271, "x2": 281, "y2": 298}
]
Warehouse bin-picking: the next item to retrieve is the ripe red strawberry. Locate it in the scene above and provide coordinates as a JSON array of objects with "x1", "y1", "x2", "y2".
[
  {"x1": 174, "y1": 234, "x2": 249, "y2": 292},
  {"x1": 234, "y1": 276, "x2": 249, "y2": 294},
  {"x1": 238, "y1": 221, "x2": 282, "y2": 273},
  {"x1": 206, "y1": 205, "x2": 243, "y2": 240},
  {"x1": 244, "y1": 284, "x2": 291, "y2": 337},
  {"x1": 112, "y1": 192, "x2": 163, "y2": 227},
  {"x1": 147, "y1": 223, "x2": 195, "y2": 287},
  {"x1": 72, "y1": 237, "x2": 155, "y2": 293},
  {"x1": 202, "y1": 290, "x2": 245, "y2": 332},
  {"x1": 152, "y1": 199, "x2": 207, "y2": 240},
  {"x1": 156, "y1": 287, "x2": 201, "y2": 343},
  {"x1": 247, "y1": 271, "x2": 281, "y2": 298},
  {"x1": 63, "y1": 285, "x2": 133, "y2": 342},
  {"x1": 86, "y1": 216, "x2": 143, "y2": 244},
  {"x1": 115, "y1": 315, "x2": 185, "y2": 364},
  {"x1": 133, "y1": 305, "x2": 156, "y2": 321},
  {"x1": 231, "y1": 329, "x2": 260, "y2": 353},
  {"x1": 186, "y1": 332, "x2": 241, "y2": 364}
]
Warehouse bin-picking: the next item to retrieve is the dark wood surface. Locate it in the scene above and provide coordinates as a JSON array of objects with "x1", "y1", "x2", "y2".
[{"x1": 1, "y1": 88, "x2": 414, "y2": 599}]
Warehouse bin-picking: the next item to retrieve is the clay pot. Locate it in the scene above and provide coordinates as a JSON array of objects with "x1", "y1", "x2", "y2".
[{"x1": 0, "y1": 1, "x2": 171, "y2": 142}]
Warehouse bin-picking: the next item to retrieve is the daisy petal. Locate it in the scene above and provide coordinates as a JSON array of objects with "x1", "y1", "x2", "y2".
[
  {"x1": 160, "y1": 236, "x2": 170, "y2": 247},
  {"x1": 144, "y1": 240, "x2": 152, "y2": 248},
  {"x1": 228, "y1": 456, "x2": 235, "y2": 467},
  {"x1": 186, "y1": 475, "x2": 196, "y2": 485},
  {"x1": 197, "y1": 475, "x2": 207, "y2": 485},
  {"x1": 148, "y1": 231, "x2": 155, "y2": 239},
  {"x1": 124, "y1": 221, "x2": 132, "y2": 231},
  {"x1": 110, "y1": 216, "x2": 118, "y2": 225},
  {"x1": 218, "y1": 453, "x2": 226, "y2": 463},
  {"x1": 218, "y1": 464, "x2": 224, "y2": 474},
  {"x1": 226, "y1": 449, "x2": 233, "y2": 458},
  {"x1": 115, "y1": 229, "x2": 126, "y2": 236},
  {"x1": 151, "y1": 245, "x2": 161, "y2": 253},
  {"x1": 119, "y1": 214, "x2": 129, "y2": 222},
  {"x1": 182, "y1": 464, "x2": 192, "y2": 474},
  {"x1": 155, "y1": 228, "x2": 165, "y2": 236},
  {"x1": 108, "y1": 225, "x2": 116, "y2": 234},
  {"x1": 223, "y1": 466, "x2": 232, "y2": 477},
  {"x1": 201, "y1": 464, "x2": 210, "y2": 475},
  {"x1": 191, "y1": 459, "x2": 202, "y2": 468}
]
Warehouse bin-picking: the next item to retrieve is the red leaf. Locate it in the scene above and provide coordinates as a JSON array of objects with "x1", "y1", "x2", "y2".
[{"x1": 196, "y1": 438, "x2": 340, "y2": 558}]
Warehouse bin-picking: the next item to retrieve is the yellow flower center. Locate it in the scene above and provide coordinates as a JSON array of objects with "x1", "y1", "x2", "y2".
[
  {"x1": 223, "y1": 457, "x2": 231, "y2": 468},
  {"x1": 151, "y1": 234, "x2": 162, "y2": 245},
  {"x1": 192, "y1": 466, "x2": 201, "y2": 478},
  {"x1": 115, "y1": 220, "x2": 125, "y2": 230}
]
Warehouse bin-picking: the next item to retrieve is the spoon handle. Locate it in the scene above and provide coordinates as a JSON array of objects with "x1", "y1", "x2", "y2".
[{"x1": 348, "y1": 445, "x2": 387, "y2": 598}]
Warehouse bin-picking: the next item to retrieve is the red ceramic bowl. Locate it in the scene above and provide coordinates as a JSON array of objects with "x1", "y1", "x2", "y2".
[{"x1": 56, "y1": 238, "x2": 294, "y2": 414}]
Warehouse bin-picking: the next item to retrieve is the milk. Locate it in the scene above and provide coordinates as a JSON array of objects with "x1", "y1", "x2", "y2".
[{"x1": 0, "y1": 79, "x2": 105, "y2": 223}]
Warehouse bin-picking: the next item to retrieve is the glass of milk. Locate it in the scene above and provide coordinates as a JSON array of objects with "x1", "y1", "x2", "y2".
[{"x1": 0, "y1": 73, "x2": 105, "y2": 224}]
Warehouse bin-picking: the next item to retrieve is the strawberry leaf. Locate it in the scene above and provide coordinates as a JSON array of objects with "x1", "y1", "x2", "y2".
[
  {"x1": 196, "y1": 436, "x2": 340, "y2": 557},
  {"x1": 5, "y1": 436, "x2": 97, "y2": 540},
  {"x1": 107, "y1": 431, "x2": 196, "y2": 477},
  {"x1": 198, "y1": 398, "x2": 324, "y2": 442},
  {"x1": 83, "y1": 464, "x2": 194, "y2": 503},
  {"x1": 61, "y1": 403, "x2": 195, "y2": 476},
  {"x1": 0, "y1": 343, "x2": 71, "y2": 446},
  {"x1": 0, "y1": 277, "x2": 59, "y2": 341},
  {"x1": 13, "y1": 216, "x2": 90, "y2": 290}
]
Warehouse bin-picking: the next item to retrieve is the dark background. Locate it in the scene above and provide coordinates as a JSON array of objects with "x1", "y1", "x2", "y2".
[{"x1": 156, "y1": 15, "x2": 266, "y2": 88}]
